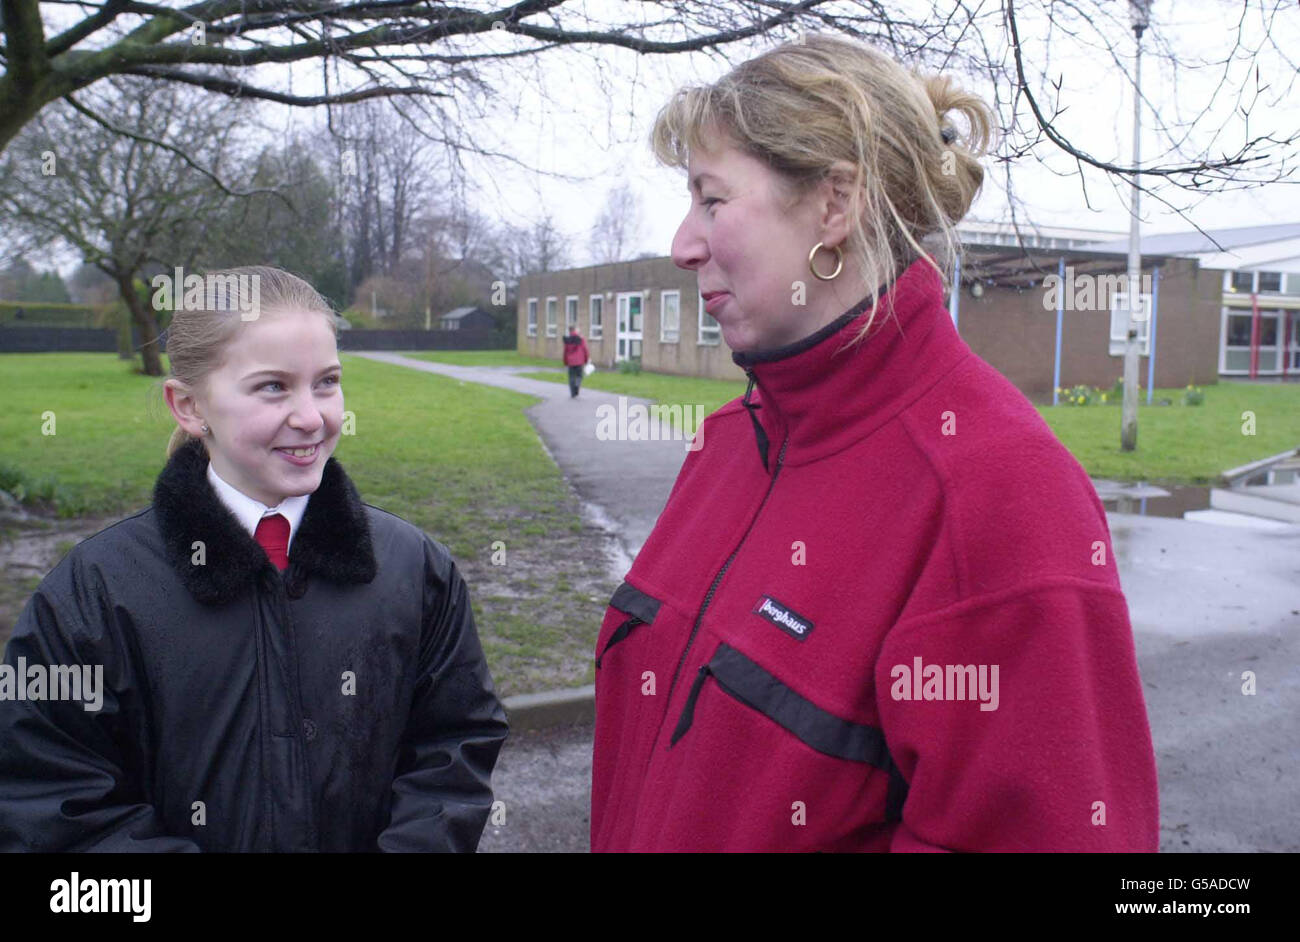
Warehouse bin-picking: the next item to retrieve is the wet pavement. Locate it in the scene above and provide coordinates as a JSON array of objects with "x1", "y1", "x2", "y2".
[
  {"x1": 476, "y1": 722, "x2": 592, "y2": 853},
  {"x1": 1112, "y1": 512, "x2": 1300, "y2": 852},
  {"x1": 355, "y1": 355, "x2": 1300, "y2": 853}
]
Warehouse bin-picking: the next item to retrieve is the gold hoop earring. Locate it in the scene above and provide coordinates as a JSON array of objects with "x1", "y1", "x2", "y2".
[{"x1": 808, "y1": 242, "x2": 843, "y2": 281}]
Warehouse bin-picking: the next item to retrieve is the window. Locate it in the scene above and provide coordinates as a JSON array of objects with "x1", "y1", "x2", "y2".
[
  {"x1": 566, "y1": 295, "x2": 579, "y2": 330},
  {"x1": 1223, "y1": 309, "x2": 1284, "y2": 373},
  {"x1": 1108, "y1": 293, "x2": 1151, "y2": 356},
  {"x1": 526, "y1": 298, "x2": 538, "y2": 337},
  {"x1": 545, "y1": 297, "x2": 557, "y2": 337},
  {"x1": 1226, "y1": 314, "x2": 1253, "y2": 347},
  {"x1": 1257, "y1": 271, "x2": 1283, "y2": 294},
  {"x1": 589, "y1": 296, "x2": 603, "y2": 339},
  {"x1": 1230, "y1": 271, "x2": 1254, "y2": 293},
  {"x1": 660, "y1": 291, "x2": 680, "y2": 343},
  {"x1": 698, "y1": 290, "x2": 721, "y2": 345}
]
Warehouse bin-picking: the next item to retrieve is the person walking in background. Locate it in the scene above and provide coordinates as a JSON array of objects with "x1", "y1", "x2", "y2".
[{"x1": 562, "y1": 325, "x2": 589, "y2": 397}]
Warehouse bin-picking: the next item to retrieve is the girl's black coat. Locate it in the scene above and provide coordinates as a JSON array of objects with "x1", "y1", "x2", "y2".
[{"x1": 0, "y1": 439, "x2": 508, "y2": 851}]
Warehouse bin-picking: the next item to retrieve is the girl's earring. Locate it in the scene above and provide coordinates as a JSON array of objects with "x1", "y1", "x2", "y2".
[{"x1": 201, "y1": 424, "x2": 209, "y2": 434}]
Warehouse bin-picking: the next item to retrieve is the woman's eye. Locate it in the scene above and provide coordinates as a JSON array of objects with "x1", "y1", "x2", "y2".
[
  {"x1": 702, "y1": 197, "x2": 720, "y2": 209},
  {"x1": 259, "y1": 381, "x2": 283, "y2": 393},
  {"x1": 324, "y1": 375, "x2": 341, "y2": 387}
]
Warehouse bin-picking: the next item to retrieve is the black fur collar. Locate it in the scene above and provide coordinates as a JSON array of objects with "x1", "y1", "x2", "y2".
[{"x1": 153, "y1": 438, "x2": 377, "y2": 605}]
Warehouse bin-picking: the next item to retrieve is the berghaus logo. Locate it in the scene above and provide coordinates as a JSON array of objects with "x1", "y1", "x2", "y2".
[{"x1": 753, "y1": 595, "x2": 813, "y2": 640}]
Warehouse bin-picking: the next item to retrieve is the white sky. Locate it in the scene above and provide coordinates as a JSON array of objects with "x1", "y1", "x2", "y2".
[{"x1": 30, "y1": 0, "x2": 1300, "y2": 272}]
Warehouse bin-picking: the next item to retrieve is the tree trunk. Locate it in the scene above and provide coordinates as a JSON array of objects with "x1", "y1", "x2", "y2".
[{"x1": 115, "y1": 271, "x2": 164, "y2": 376}]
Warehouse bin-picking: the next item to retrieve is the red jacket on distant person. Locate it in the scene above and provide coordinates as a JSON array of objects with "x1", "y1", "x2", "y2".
[
  {"x1": 563, "y1": 331, "x2": 589, "y2": 367},
  {"x1": 590, "y1": 257, "x2": 1159, "y2": 852}
]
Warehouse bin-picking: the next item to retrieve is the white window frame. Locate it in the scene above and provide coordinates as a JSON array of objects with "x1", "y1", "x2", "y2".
[
  {"x1": 1257, "y1": 271, "x2": 1283, "y2": 294},
  {"x1": 660, "y1": 290, "x2": 680, "y2": 343},
  {"x1": 1220, "y1": 305, "x2": 1288, "y2": 375},
  {"x1": 565, "y1": 295, "x2": 579, "y2": 331},
  {"x1": 526, "y1": 298, "x2": 538, "y2": 337},
  {"x1": 1226, "y1": 270, "x2": 1254, "y2": 294},
  {"x1": 545, "y1": 297, "x2": 558, "y2": 338},
  {"x1": 589, "y1": 295, "x2": 603, "y2": 339},
  {"x1": 697, "y1": 289, "x2": 721, "y2": 345},
  {"x1": 1108, "y1": 293, "x2": 1151, "y2": 357}
]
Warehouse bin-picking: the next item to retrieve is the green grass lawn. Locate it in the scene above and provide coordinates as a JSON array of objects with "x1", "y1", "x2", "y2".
[
  {"x1": 0, "y1": 353, "x2": 570, "y2": 545},
  {"x1": 0, "y1": 353, "x2": 605, "y2": 696},
  {"x1": 1034, "y1": 381, "x2": 1300, "y2": 483},
  {"x1": 405, "y1": 350, "x2": 559, "y2": 369},
  {"x1": 524, "y1": 367, "x2": 1300, "y2": 483}
]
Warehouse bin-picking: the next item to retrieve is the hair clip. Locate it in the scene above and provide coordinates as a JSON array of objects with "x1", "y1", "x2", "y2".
[{"x1": 940, "y1": 126, "x2": 956, "y2": 145}]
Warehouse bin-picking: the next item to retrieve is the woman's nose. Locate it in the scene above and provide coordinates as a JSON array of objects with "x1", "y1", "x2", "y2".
[{"x1": 671, "y1": 212, "x2": 707, "y2": 271}]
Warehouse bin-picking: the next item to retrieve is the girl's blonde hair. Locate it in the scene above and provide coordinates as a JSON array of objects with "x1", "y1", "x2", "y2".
[
  {"x1": 159, "y1": 266, "x2": 337, "y2": 459},
  {"x1": 649, "y1": 33, "x2": 993, "y2": 341}
]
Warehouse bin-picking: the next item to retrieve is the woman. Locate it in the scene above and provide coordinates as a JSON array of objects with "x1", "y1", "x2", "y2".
[
  {"x1": 590, "y1": 35, "x2": 1159, "y2": 852},
  {"x1": 0, "y1": 267, "x2": 507, "y2": 851}
]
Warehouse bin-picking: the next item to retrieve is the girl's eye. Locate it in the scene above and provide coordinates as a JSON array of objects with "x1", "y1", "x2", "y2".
[
  {"x1": 259, "y1": 381, "x2": 284, "y2": 393},
  {"x1": 323, "y1": 374, "x2": 341, "y2": 387}
]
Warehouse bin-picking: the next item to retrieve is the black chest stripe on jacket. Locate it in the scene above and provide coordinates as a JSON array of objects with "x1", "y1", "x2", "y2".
[
  {"x1": 670, "y1": 642, "x2": 909, "y2": 822},
  {"x1": 596, "y1": 582, "x2": 662, "y2": 667}
]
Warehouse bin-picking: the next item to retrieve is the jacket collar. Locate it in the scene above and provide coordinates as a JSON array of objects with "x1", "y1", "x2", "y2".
[
  {"x1": 731, "y1": 257, "x2": 970, "y2": 470},
  {"x1": 153, "y1": 438, "x2": 378, "y2": 605}
]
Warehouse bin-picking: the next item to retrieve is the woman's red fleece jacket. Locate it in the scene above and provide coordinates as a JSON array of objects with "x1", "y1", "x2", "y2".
[{"x1": 590, "y1": 258, "x2": 1159, "y2": 852}]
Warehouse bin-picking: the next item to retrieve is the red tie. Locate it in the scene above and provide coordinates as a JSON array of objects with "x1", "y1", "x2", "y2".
[{"x1": 254, "y1": 513, "x2": 290, "y2": 571}]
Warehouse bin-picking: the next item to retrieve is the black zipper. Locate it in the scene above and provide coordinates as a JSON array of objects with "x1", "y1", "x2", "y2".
[
  {"x1": 662, "y1": 375, "x2": 789, "y2": 726},
  {"x1": 670, "y1": 664, "x2": 713, "y2": 745},
  {"x1": 595, "y1": 615, "x2": 644, "y2": 668}
]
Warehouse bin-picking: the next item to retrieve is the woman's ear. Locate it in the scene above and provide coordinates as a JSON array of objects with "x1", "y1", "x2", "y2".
[
  {"x1": 164, "y1": 378, "x2": 206, "y2": 438},
  {"x1": 818, "y1": 160, "x2": 862, "y2": 247}
]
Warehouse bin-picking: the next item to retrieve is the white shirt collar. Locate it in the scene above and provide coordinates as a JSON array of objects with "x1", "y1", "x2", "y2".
[{"x1": 206, "y1": 461, "x2": 311, "y2": 555}]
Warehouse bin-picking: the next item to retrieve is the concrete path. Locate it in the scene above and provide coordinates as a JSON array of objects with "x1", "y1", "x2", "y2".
[
  {"x1": 353, "y1": 353, "x2": 690, "y2": 560},
  {"x1": 355, "y1": 353, "x2": 1300, "y2": 852},
  {"x1": 1111, "y1": 512, "x2": 1300, "y2": 852}
]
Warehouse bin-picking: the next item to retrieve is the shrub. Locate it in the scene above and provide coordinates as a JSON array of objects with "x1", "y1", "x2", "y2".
[{"x1": 1057, "y1": 384, "x2": 1099, "y2": 406}]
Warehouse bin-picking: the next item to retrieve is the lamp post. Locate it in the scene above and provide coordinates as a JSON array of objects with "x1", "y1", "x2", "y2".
[{"x1": 1121, "y1": 0, "x2": 1151, "y2": 451}]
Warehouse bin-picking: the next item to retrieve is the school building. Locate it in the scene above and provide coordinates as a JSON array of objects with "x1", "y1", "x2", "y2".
[{"x1": 515, "y1": 221, "x2": 1300, "y2": 399}]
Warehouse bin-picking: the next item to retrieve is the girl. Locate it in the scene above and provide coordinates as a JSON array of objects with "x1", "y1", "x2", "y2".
[
  {"x1": 591, "y1": 35, "x2": 1159, "y2": 852},
  {"x1": 0, "y1": 266, "x2": 508, "y2": 852}
]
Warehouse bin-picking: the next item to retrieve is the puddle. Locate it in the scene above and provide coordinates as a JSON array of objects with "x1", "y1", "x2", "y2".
[
  {"x1": 579, "y1": 499, "x2": 633, "y2": 582},
  {"x1": 1097, "y1": 483, "x2": 1213, "y2": 519},
  {"x1": 1098, "y1": 464, "x2": 1299, "y2": 521}
]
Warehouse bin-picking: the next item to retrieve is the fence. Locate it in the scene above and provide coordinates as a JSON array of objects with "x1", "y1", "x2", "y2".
[{"x1": 0, "y1": 326, "x2": 514, "y2": 354}]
